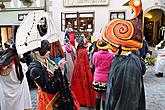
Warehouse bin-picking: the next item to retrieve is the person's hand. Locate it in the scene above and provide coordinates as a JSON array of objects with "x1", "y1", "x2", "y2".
[{"x1": 58, "y1": 58, "x2": 67, "y2": 71}]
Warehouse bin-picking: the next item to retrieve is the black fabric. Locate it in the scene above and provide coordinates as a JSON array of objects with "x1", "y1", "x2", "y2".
[
  {"x1": 37, "y1": 17, "x2": 48, "y2": 37},
  {"x1": 28, "y1": 60, "x2": 61, "y2": 94},
  {"x1": 39, "y1": 40, "x2": 51, "y2": 56},
  {"x1": 102, "y1": 100, "x2": 105, "y2": 110},
  {"x1": 93, "y1": 82, "x2": 107, "y2": 92},
  {"x1": 0, "y1": 49, "x2": 14, "y2": 68},
  {"x1": 34, "y1": 40, "x2": 50, "y2": 56},
  {"x1": 105, "y1": 53, "x2": 146, "y2": 110},
  {"x1": 139, "y1": 40, "x2": 148, "y2": 59},
  {"x1": 96, "y1": 98, "x2": 101, "y2": 110},
  {"x1": 54, "y1": 71, "x2": 74, "y2": 110}
]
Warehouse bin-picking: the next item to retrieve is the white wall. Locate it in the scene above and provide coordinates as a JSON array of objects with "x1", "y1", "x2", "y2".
[{"x1": 51, "y1": 0, "x2": 165, "y2": 41}]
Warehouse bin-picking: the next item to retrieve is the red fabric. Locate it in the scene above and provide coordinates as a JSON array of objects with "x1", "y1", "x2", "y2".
[
  {"x1": 69, "y1": 32, "x2": 75, "y2": 48},
  {"x1": 71, "y1": 48, "x2": 96, "y2": 107},
  {"x1": 50, "y1": 42, "x2": 55, "y2": 57},
  {"x1": 50, "y1": 40, "x2": 64, "y2": 58}
]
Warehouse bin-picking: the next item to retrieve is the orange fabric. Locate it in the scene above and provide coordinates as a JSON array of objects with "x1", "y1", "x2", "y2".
[
  {"x1": 46, "y1": 92, "x2": 59, "y2": 110},
  {"x1": 38, "y1": 88, "x2": 55, "y2": 110}
]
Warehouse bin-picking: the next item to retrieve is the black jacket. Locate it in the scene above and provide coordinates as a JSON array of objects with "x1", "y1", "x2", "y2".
[{"x1": 28, "y1": 60, "x2": 62, "y2": 94}]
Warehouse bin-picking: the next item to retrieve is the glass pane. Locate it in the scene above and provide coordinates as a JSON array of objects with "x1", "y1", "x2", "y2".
[
  {"x1": 111, "y1": 13, "x2": 117, "y2": 20},
  {"x1": 62, "y1": 26, "x2": 65, "y2": 31},
  {"x1": 118, "y1": 13, "x2": 125, "y2": 19},
  {"x1": 80, "y1": 14, "x2": 93, "y2": 17},
  {"x1": 66, "y1": 14, "x2": 77, "y2": 18}
]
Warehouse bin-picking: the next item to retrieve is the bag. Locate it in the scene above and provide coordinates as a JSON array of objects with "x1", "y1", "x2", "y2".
[{"x1": 92, "y1": 82, "x2": 107, "y2": 92}]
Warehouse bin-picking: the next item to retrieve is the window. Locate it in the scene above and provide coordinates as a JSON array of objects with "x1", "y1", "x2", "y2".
[
  {"x1": 110, "y1": 12, "x2": 125, "y2": 20},
  {"x1": 61, "y1": 12, "x2": 95, "y2": 36}
]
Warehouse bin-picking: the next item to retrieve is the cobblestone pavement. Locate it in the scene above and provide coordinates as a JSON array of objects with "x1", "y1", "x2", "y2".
[
  {"x1": 30, "y1": 65, "x2": 165, "y2": 110},
  {"x1": 144, "y1": 65, "x2": 165, "y2": 110},
  {"x1": 30, "y1": 88, "x2": 38, "y2": 110}
]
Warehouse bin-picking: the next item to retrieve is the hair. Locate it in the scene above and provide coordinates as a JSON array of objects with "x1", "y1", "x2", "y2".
[
  {"x1": 116, "y1": 45, "x2": 122, "y2": 57},
  {"x1": 12, "y1": 45, "x2": 24, "y2": 83},
  {"x1": 97, "y1": 40, "x2": 108, "y2": 51},
  {"x1": 76, "y1": 42, "x2": 85, "y2": 53}
]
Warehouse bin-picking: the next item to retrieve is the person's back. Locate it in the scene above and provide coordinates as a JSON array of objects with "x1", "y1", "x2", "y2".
[
  {"x1": 106, "y1": 53, "x2": 146, "y2": 110},
  {"x1": 0, "y1": 47, "x2": 32, "y2": 110},
  {"x1": 92, "y1": 40, "x2": 114, "y2": 110},
  {"x1": 93, "y1": 50, "x2": 114, "y2": 82},
  {"x1": 71, "y1": 42, "x2": 96, "y2": 107}
]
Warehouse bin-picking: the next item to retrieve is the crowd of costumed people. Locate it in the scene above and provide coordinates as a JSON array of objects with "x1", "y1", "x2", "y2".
[{"x1": 0, "y1": 0, "x2": 147, "y2": 110}]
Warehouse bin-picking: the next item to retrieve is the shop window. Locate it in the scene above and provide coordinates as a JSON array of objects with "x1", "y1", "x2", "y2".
[
  {"x1": 61, "y1": 12, "x2": 94, "y2": 36},
  {"x1": 0, "y1": 25, "x2": 18, "y2": 49},
  {"x1": 110, "y1": 12, "x2": 125, "y2": 20}
]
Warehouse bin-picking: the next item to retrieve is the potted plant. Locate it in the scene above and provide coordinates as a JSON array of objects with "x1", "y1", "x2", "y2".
[
  {"x1": 20, "y1": 0, "x2": 33, "y2": 7},
  {"x1": 0, "y1": 0, "x2": 11, "y2": 2}
]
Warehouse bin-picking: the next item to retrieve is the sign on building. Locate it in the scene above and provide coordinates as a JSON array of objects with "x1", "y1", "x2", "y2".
[{"x1": 64, "y1": 0, "x2": 109, "y2": 6}]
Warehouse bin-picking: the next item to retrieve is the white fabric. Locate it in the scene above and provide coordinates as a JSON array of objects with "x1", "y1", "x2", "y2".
[
  {"x1": 65, "y1": 52, "x2": 74, "y2": 81},
  {"x1": 64, "y1": 45, "x2": 76, "y2": 81},
  {"x1": 0, "y1": 63, "x2": 32, "y2": 110},
  {"x1": 16, "y1": 11, "x2": 59, "y2": 55},
  {"x1": 155, "y1": 47, "x2": 165, "y2": 73}
]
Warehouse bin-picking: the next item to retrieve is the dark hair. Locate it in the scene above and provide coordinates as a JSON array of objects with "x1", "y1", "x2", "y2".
[
  {"x1": 12, "y1": 45, "x2": 24, "y2": 83},
  {"x1": 76, "y1": 42, "x2": 85, "y2": 53}
]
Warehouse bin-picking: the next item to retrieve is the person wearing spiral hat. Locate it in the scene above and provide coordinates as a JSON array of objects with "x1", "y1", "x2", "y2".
[{"x1": 96, "y1": 0, "x2": 146, "y2": 110}]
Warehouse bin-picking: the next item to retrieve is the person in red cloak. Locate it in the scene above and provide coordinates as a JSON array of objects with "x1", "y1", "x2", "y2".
[{"x1": 71, "y1": 40, "x2": 96, "y2": 107}]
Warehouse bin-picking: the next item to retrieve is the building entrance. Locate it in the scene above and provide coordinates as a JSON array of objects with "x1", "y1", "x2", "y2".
[{"x1": 144, "y1": 9, "x2": 165, "y2": 46}]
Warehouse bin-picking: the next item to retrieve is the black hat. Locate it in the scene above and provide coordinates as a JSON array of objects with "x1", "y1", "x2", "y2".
[{"x1": 34, "y1": 40, "x2": 50, "y2": 56}]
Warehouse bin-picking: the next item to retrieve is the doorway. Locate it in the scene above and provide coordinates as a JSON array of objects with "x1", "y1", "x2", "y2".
[{"x1": 144, "y1": 9, "x2": 165, "y2": 46}]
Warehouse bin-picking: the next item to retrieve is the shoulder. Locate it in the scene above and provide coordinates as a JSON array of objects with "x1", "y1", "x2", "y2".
[{"x1": 28, "y1": 61, "x2": 43, "y2": 72}]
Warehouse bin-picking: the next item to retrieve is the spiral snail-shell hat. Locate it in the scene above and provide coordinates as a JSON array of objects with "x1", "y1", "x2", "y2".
[{"x1": 101, "y1": 0, "x2": 143, "y2": 52}]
